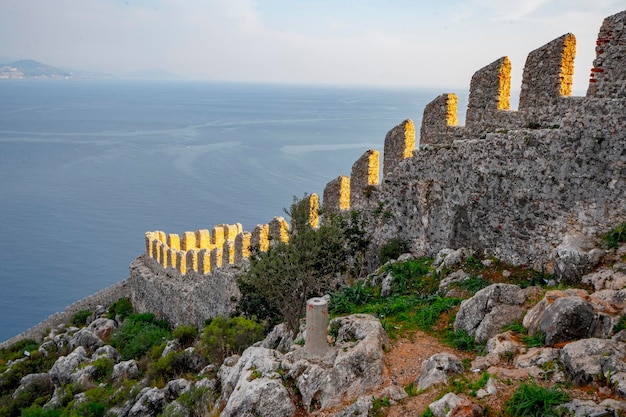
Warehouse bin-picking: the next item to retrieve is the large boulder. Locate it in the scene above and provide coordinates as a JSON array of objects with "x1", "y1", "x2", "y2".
[
  {"x1": 218, "y1": 347, "x2": 293, "y2": 417},
  {"x1": 453, "y1": 284, "x2": 526, "y2": 343},
  {"x1": 524, "y1": 289, "x2": 616, "y2": 345},
  {"x1": 68, "y1": 328, "x2": 103, "y2": 352},
  {"x1": 112, "y1": 359, "x2": 139, "y2": 382},
  {"x1": 49, "y1": 346, "x2": 89, "y2": 385},
  {"x1": 125, "y1": 387, "x2": 166, "y2": 417},
  {"x1": 551, "y1": 233, "x2": 603, "y2": 284},
  {"x1": 559, "y1": 338, "x2": 626, "y2": 386},
  {"x1": 582, "y1": 266, "x2": 626, "y2": 291},
  {"x1": 417, "y1": 352, "x2": 464, "y2": 391},
  {"x1": 283, "y1": 314, "x2": 389, "y2": 411},
  {"x1": 429, "y1": 393, "x2": 483, "y2": 417},
  {"x1": 12, "y1": 373, "x2": 54, "y2": 403},
  {"x1": 87, "y1": 318, "x2": 117, "y2": 342}
]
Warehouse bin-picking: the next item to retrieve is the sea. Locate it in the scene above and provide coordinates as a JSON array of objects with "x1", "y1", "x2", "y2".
[{"x1": 0, "y1": 80, "x2": 468, "y2": 342}]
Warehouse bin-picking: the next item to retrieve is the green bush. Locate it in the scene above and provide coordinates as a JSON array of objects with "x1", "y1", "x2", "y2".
[
  {"x1": 90, "y1": 357, "x2": 114, "y2": 382},
  {"x1": 107, "y1": 298, "x2": 133, "y2": 321},
  {"x1": 202, "y1": 316, "x2": 264, "y2": 365},
  {"x1": 70, "y1": 310, "x2": 92, "y2": 327},
  {"x1": 385, "y1": 258, "x2": 433, "y2": 295},
  {"x1": 330, "y1": 282, "x2": 373, "y2": 314},
  {"x1": 444, "y1": 329, "x2": 481, "y2": 352},
  {"x1": 603, "y1": 222, "x2": 626, "y2": 249},
  {"x1": 172, "y1": 325, "x2": 198, "y2": 348},
  {"x1": 503, "y1": 382, "x2": 569, "y2": 417},
  {"x1": 379, "y1": 238, "x2": 408, "y2": 264},
  {"x1": 109, "y1": 313, "x2": 171, "y2": 360},
  {"x1": 238, "y1": 196, "x2": 369, "y2": 333}
]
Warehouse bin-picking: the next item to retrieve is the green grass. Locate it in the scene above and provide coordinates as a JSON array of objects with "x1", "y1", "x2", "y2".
[
  {"x1": 451, "y1": 276, "x2": 490, "y2": 294},
  {"x1": 503, "y1": 382, "x2": 569, "y2": 417},
  {"x1": 443, "y1": 329, "x2": 482, "y2": 352},
  {"x1": 521, "y1": 330, "x2": 545, "y2": 348},
  {"x1": 603, "y1": 222, "x2": 626, "y2": 249}
]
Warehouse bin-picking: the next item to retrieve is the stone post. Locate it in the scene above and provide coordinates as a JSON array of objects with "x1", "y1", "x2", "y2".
[
  {"x1": 196, "y1": 229, "x2": 212, "y2": 249},
  {"x1": 305, "y1": 297, "x2": 329, "y2": 357}
]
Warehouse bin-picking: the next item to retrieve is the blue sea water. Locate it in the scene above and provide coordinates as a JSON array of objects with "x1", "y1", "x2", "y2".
[{"x1": 0, "y1": 80, "x2": 466, "y2": 341}]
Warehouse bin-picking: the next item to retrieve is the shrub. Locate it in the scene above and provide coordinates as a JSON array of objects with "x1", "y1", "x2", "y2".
[
  {"x1": 172, "y1": 325, "x2": 198, "y2": 348},
  {"x1": 379, "y1": 238, "x2": 408, "y2": 264},
  {"x1": 385, "y1": 258, "x2": 433, "y2": 295},
  {"x1": 90, "y1": 357, "x2": 114, "y2": 382},
  {"x1": 603, "y1": 222, "x2": 626, "y2": 249},
  {"x1": 238, "y1": 196, "x2": 369, "y2": 333},
  {"x1": 503, "y1": 382, "x2": 569, "y2": 417},
  {"x1": 109, "y1": 313, "x2": 171, "y2": 360},
  {"x1": 107, "y1": 297, "x2": 133, "y2": 321},
  {"x1": 202, "y1": 316, "x2": 264, "y2": 365},
  {"x1": 70, "y1": 310, "x2": 92, "y2": 327},
  {"x1": 329, "y1": 282, "x2": 372, "y2": 314}
]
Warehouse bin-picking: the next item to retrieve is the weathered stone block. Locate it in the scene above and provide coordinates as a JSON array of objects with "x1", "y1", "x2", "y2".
[
  {"x1": 167, "y1": 248, "x2": 178, "y2": 269},
  {"x1": 211, "y1": 247, "x2": 223, "y2": 270},
  {"x1": 323, "y1": 175, "x2": 350, "y2": 214},
  {"x1": 234, "y1": 232, "x2": 251, "y2": 263},
  {"x1": 519, "y1": 33, "x2": 576, "y2": 109},
  {"x1": 419, "y1": 93, "x2": 459, "y2": 145},
  {"x1": 223, "y1": 240, "x2": 235, "y2": 265},
  {"x1": 176, "y1": 251, "x2": 186, "y2": 275},
  {"x1": 212, "y1": 226, "x2": 226, "y2": 248},
  {"x1": 198, "y1": 249, "x2": 211, "y2": 274},
  {"x1": 196, "y1": 229, "x2": 211, "y2": 249},
  {"x1": 383, "y1": 119, "x2": 415, "y2": 177},
  {"x1": 251, "y1": 224, "x2": 269, "y2": 252},
  {"x1": 167, "y1": 234, "x2": 181, "y2": 251},
  {"x1": 182, "y1": 231, "x2": 196, "y2": 251},
  {"x1": 350, "y1": 149, "x2": 380, "y2": 210},
  {"x1": 186, "y1": 249, "x2": 198, "y2": 272},
  {"x1": 587, "y1": 10, "x2": 626, "y2": 98},
  {"x1": 159, "y1": 243, "x2": 168, "y2": 269},
  {"x1": 466, "y1": 56, "x2": 511, "y2": 126},
  {"x1": 269, "y1": 216, "x2": 289, "y2": 245}
]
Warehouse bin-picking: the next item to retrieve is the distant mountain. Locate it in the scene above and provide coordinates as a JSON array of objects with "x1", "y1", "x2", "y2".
[{"x1": 0, "y1": 59, "x2": 72, "y2": 79}]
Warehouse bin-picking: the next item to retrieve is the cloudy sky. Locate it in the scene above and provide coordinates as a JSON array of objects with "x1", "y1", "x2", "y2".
[{"x1": 1, "y1": 0, "x2": 623, "y2": 93}]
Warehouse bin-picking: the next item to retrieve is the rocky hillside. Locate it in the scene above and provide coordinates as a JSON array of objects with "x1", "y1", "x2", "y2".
[{"x1": 2, "y1": 231, "x2": 626, "y2": 416}]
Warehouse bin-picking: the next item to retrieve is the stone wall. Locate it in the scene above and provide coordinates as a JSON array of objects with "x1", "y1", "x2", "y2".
[
  {"x1": 349, "y1": 149, "x2": 380, "y2": 210},
  {"x1": 0, "y1": 280, "x2": 130, "y2": 348},
  {"x1": 129, "y1": 255, "x2": 240, "y2": 329},
  {"x1": 320, "y1": 9, "x2": 626, "y2": 270}
]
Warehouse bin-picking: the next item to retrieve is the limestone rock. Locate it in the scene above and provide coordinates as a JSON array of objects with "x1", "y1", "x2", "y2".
[
  {"x1": 181, "y1": 347, "x2": 206, "y2": 373},
  {"x1": 514, "y1": 347, "x2": 559, "y2": 369},
  {"x1": 282, "y1": 314, "x2": 388, "y2": 411},
  {"x1": 161, "y1": 339, "x2": 181, "y2": 357},
  {"x1": 160, "y1": 401, "x2": 190, "y2": 417},
  {"x1": 164, "y1": 378, "x2": 191, "y2": 401},
  {"x1": 49, "y1": 346, "x2": 89, "y2": 385},
  {"x1": 559, "y1": 338, "x2": 626, "y2": 386},
  {"x1": 126, "y1": 387, "x2": 166, "y2": 417},
  {"x1": 417, "y1": 352, "x2": 464, "y2": 391},
  {"x1": 438, "y1": 269, "x2": 470, "y2": 294},
  {"x1": 559, "y1": 398, "x2": 626, "y2": 417},
  {"x1": 12, "y1": 373, "x2": 54, "y2": 401},
  {"x1": 92, "y1": 345, "x2": 121, "y2": 363},
  {"x1": 259, "y1": 322, "x2": 294, "y2": 353},
  {"x1": 551, "y1": 233, "x2": 603, "y2": 283},
  {"x1": 87, "y1": 318, "x2": 117, "y2": 342},
  {"x1": 218, "y1": 347, "x2": 284, "y2": 403},
  {"x1": 70, "y1": 364, "x2": 97, "y2": 387},
  {"x1": 334, "y1": 396, "x2": 373, "y2": 417},
  {"x1": 112, "y1": 359, "x2": 139, "y2": 382},
  {"x1": 68, "y1": 328, "x2": 103, "y2": 352},
  {"x1": 429, "y1": 393, "x2": 482, "y2": 417},
  {"x1": 536, "y1": 296, "x2": 595, "y2": 346},
  {"x1": 381, "y1": 272, "x2": 394, "y2": 297},
  {"x1": 434, "y1": 248, "x2": 472, "y2": 273},
  {"x1": 471, "y1": 331, "x2": 525, "y2": 370},
  {"x1": 453, "y1": 284, "x2": 525, "y2": 343},
  {"x1": 221, "y1": 378, "x2": 295, "y2": 417},
  {"x1": 583, "y1": 267, "x2": 626, "y2": 291},
  {"x1": 380, "y1": 385, "x2": 408, "y2": 401}
]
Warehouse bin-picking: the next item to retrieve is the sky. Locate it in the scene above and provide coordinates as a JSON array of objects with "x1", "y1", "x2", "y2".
[{"x1": 1, "y1": 0, "x2": 624, "y2": 94}]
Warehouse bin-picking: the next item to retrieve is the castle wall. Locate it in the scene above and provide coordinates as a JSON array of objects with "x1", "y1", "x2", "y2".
[
  {"x1": 587, "y1": 10, "x2": 626, "y2": 98},
  {"x1": 383, "y1": 119, "x2": 415, "y2": 177},
  {"x1": 323, "y1": 175, "x2": 350, "y2": 214},
  {"x1": 0, "y1": 279, "x2": 131, "y2": 348},
  {"x1": 349, "y1": 149, "x2": 380, "y2": 210}
]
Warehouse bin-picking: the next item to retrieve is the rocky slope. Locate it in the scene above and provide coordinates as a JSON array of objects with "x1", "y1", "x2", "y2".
[{"x1": 2, "y1": 238, "x2": 626, "y2": 416}]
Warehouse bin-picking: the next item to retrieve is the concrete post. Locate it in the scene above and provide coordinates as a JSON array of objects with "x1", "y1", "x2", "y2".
[{"x1": 305, "y1": 297, "x2": 329, "y2": 356}]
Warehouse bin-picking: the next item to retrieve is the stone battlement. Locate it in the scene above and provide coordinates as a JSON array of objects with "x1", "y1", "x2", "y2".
[
  {"x1": 144, "y1": 195, "x2": 319, "y2": 276},
  {"x1": 145, "y1": 10, "x2": 626, "y2": 276}
]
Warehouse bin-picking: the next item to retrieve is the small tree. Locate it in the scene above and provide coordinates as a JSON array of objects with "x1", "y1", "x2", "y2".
[{"x1": 237, "y1": 196, "x2": 369, "y2": 333}]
